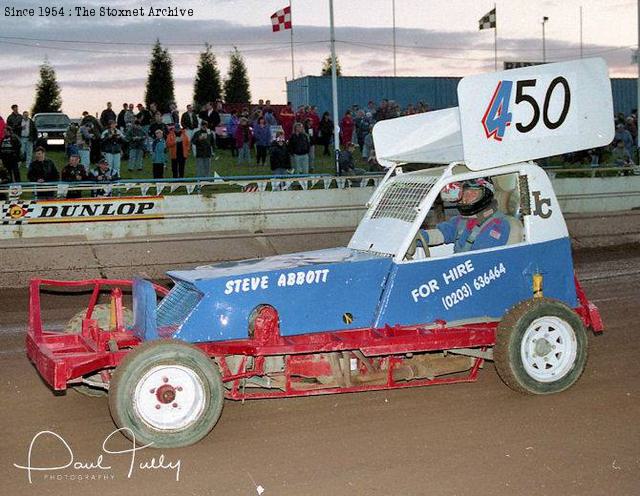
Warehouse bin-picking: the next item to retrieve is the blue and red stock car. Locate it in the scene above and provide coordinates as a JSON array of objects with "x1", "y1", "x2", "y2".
[{"x1": 27, "y1": 59, "x2": 613, "y2": 448}]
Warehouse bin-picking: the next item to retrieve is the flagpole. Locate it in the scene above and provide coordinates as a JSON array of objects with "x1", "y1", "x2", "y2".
[
  {"x1": 579, "y1": 6, "x2": 583, "y2": 58},
  {"x1": 392, "y1": 0, "x2": 397, "y2": 76},
  {"x1": 329, "y1": 0, "x2": 340, "y2": 175},
  {"x1": 493, "y1": 3, "x2": 497, "y2": 71},
  {"x1": 290, "y1": 0, "x2": 295, "y2": 80}
]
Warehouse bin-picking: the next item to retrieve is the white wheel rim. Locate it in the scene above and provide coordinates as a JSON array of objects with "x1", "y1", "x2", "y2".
[
  {"x1": 133, "y1": 365, "x2": 206, "y2": 431},
  {"x1": 520, "y1": 316, "x2": 577, "y2": 383}
]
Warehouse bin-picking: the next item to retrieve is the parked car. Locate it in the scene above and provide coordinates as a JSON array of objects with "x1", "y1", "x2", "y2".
[{"x1": 33, "y1": 112, "x2": 71, "y2": 148}]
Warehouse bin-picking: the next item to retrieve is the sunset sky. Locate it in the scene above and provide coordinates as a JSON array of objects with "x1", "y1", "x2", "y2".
[{"x1": 0, "y1": 0, "x2": 637, "y2": 116}]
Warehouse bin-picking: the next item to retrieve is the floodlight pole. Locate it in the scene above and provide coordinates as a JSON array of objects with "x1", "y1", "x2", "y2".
[
  {"x1": 330, "y1": 0, "x2": 340, "y2": 175},
  {"x1": 542, "y1": 16, "x2": 549, "y2": 63},
  {"x1": 493, "y1": 2, "x2": 497, "y2": 71},
  {"x1": 637, "y1": 0, "x2": 639, "y2": 161},
  {"x1": 579, "y1": 6, "x2": 583, "y2": 59},
  {"x1": 392, "y1": 0, "x2": 397, "y2": 76}
]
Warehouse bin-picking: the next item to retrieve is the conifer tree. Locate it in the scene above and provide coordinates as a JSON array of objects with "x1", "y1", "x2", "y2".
[
  {"x1": 193, "y1": 43, "x2": 222, "y2": 110},
  {"x1": 321, "y1": 55, "x2": 342, "y2": 76},
  {"x1": 144, "y1": 40, "x2": 175, "y2": 112},
  {"x1": 223, "y1": 48, "x2": 251, "y2": 104},
  {"x1": 32, "y1": 59, "x2": 62, "y2": 114}
]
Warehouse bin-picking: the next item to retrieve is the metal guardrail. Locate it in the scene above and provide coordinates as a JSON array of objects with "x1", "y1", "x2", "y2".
[
  {"x1": 545, "y1": 165, "x2": 640, "y2": 178},
  {"x1": 0, "y1": 173, "x2": 384, "y2": 200},
  {"x1": 1, "y1": 166, "x2": 639, "y2": 200}
]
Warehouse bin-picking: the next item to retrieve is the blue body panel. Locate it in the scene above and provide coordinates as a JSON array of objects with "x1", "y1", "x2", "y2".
[
  {"x1": 145, "y1": 239, "x2": 576, "y2": 344},
  {"x1": 169, "y1": 248, "x2": 393, "y2": 342},
  {"x1": 376, "y1": 237, "x2": 577, "y2": 327},
  {"x1": 132, "y1": 278, "x2": 158, "y2": 340}
]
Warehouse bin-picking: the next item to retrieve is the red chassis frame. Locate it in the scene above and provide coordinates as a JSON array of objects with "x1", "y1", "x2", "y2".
[{"x1": 26, "y1": 277, "x2": 603, "y2": 400}]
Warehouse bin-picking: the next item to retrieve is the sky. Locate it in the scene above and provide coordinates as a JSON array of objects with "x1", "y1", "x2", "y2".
[{"x1": 0, "y1": 0, "x2": 637, "y2": 117}]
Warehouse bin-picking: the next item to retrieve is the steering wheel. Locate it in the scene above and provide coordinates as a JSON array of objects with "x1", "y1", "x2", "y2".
[{"x1": 405, "y1": 231, "x2": 431, "y2": 260}]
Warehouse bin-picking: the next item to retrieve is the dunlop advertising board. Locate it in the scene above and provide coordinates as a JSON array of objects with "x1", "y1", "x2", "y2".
[{"x1": 1, "y1": 196, "x2": 164, "y2": 225}]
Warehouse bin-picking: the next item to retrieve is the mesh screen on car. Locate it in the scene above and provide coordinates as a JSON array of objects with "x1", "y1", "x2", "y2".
[
  {"x1": 370, "y1": 176, "x2": 438, "y2": 223},
  {"x1": 156, "y1": 281, "x2": 203, "y2": 333}
]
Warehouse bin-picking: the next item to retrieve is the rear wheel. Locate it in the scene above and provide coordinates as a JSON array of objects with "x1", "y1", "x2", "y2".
[
  {"x1": 495, "y1": 298, "x2": 588, "y2": 395},
  {"x1": 109, "y1": 340, "x2": 224, "y2": 448}
]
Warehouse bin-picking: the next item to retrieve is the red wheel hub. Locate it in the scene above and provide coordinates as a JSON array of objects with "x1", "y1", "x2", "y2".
[{"x1": 155, "y1": 384, "x2": 176, "y2": 404}]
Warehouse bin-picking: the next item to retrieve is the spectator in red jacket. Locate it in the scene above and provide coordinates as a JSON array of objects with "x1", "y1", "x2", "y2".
[
  {"x1": 308, "y1": 106, "x2": 320, "y2": 136},
  {"x1": 340, "y1": 110, "x2": 355, "y2": 147},
  {"x1": 0, "y1": 114, "x2": 5, "y2": 141},
  {"x1": 166, "y1": 124, "x2": 191, "y2": 178},
  {"x1": 279, "y1": 103, "x2": 295, "y2": 139},
  {"x1": 235, "y1": 117, "x2": 253, "y2": 165}
]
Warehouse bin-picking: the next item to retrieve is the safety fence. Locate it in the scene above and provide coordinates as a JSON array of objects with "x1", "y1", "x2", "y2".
[
  {"x1": 0, "y1": 172, "x2": 383, "y2": 201},
  {"x1": 1, "y1": 166, "x2": 638, "y2": 200},
  {"x1": 1, "y1": 171, "x2": 639, "y2": 241}
]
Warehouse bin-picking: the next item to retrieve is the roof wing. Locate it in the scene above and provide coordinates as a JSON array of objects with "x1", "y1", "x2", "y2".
[
  {"x1": 373, "y1": 107, "x2": 464, "y2": 167},
  {"x1": 372, "y1": 58, "x2": 614, "y2": 171}
]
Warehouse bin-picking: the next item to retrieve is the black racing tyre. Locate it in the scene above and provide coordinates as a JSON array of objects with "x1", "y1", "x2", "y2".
[
  {"x1": 494, "y1": 298, "x2": 588, "y2": 395},
  {"x1": 66, "y1": 303, "x2": 134, "y2": 398},
  {"x1": 109, "y1": 340, "x2": 224, "y2": 448}
]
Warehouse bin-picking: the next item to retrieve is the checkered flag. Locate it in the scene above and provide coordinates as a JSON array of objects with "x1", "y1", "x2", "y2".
[
  {"x1": 479, "y1": 8, "x2": 496, "y2": 30},
  {"x1": 1, "y1": 200, "x2": 35, "y2": 225},
  {"x1": 271, "y1": 5, "x2": 292, "y2": 32}
]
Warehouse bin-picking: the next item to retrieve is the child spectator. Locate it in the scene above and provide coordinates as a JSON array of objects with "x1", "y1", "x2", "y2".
[
  {"x1": 61, "y1": 153, "x2": 88, "y2": 199},
  {"x1": 151, "y1": 128, "x2": 167, "y2": 179},
  {"x1": 235, "y1": 117, "x2": 253, "y2": 165},
  {"x1": 253, "y1": 117, "x2": 271, "y2": 166}
]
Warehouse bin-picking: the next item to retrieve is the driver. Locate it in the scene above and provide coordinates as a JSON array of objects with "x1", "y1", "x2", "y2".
[{"x1": 420, "y1": 178, "x2": 510, "y2": 253}]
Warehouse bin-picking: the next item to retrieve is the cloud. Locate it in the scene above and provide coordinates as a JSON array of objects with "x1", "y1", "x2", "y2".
[{"x1": 1, "y1": 2, "x2": 634, "y2": 115}]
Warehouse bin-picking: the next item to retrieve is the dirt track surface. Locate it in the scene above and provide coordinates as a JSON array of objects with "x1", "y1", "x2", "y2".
[{"x1": 1, "y1": 245, "x2": 639, "y2": 496}]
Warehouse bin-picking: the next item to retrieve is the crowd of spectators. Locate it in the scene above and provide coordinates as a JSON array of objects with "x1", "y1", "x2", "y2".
[
  {"x1": 1, "y1": 98, "x2": 635, "y2": 196},
  {"x1": 562, "y1": 111, "x2": 639, "y2": 169},
  {"x1": 0, "y1": 98, "x2": 414, "y2": 194}
]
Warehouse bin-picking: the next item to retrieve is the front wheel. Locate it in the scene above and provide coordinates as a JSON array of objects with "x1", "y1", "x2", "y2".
[
  {"x1": 495, "y1": 298, "x2": 588, "y2": 395},
  {"x1": 109, "y1": 340, "x2": 224, "y2": 448}
]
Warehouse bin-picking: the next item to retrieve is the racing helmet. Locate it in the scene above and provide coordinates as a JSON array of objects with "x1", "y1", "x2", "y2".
[{"x1": 457, "y1": 178, "x2": 495, "y2": 216}]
